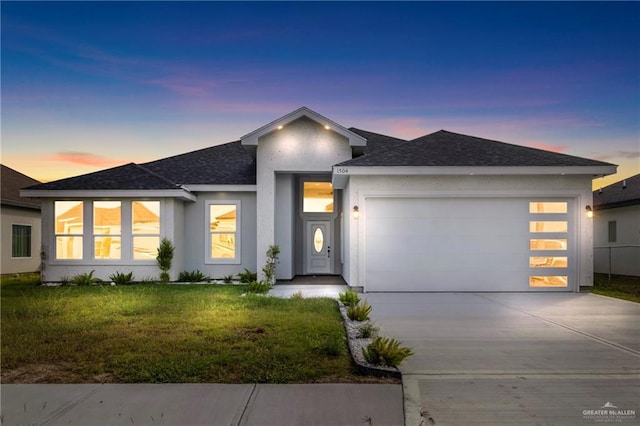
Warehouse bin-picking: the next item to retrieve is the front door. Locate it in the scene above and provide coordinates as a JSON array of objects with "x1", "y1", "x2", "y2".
[{"x1": 306, "y1": 221, "x2": 332, "y2": 274}]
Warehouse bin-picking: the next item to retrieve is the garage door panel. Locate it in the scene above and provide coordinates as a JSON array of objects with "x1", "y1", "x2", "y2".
[{"x1": 364, "y1": 197, "x2": 573, "y2": 292}]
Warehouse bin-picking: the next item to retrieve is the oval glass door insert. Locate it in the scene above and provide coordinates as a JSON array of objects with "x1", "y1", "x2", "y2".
[{"x1": 313, "y1": 227, "x2": 324, "y2": 253}]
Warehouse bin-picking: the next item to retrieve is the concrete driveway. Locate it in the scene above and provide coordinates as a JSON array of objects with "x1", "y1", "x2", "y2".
[{"x1": 365, "y1": 292, "x2": 640, "y2": 426}]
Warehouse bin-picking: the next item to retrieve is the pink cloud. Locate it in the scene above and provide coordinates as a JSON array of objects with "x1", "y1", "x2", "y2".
[
  {"x1": 46, "y1": 151, "x2": 124, "y2": 167},
  {"x1": 524, "y1": 141, "x2": 568, "y2": 153}
]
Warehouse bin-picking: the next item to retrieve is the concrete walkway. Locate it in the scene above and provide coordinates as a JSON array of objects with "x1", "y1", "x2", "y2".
[
  {"x1": 365, "y1": 292, "x2": 640, "y2": 426},
  {"x1": 1, "y1": 383, "x2": 404, "y2": 426}
]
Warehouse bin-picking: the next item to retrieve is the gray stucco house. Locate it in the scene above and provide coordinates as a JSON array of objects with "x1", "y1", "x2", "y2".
[
  {"x1": 593, "y1": 174, "x2": 640, "y2": 277},
  {"x1": 22, "y1": 107, "x2": 616, "y2": 291}
]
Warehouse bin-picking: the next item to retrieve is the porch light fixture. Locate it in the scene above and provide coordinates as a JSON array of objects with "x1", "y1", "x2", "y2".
[
  {"x1": 352, "y1": 205, "x2": 360, "y2": 219},
  {"x1": 324, "y1": 125, "x2": 330, "y2": 130},
  {"x1": 585, "y1": 205, "x2": 593, "y2": 218},
  {"x1": 277, "y1": 125, "x2": 283, "y2": 130}
]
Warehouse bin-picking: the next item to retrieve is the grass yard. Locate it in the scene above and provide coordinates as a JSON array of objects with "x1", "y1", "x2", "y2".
[
  {"x1": 591, "y1": 273, "x2": 640, "y2": 303},
  {"x1": 1, "y1": 275, "x2": 385, "y2": 384}
]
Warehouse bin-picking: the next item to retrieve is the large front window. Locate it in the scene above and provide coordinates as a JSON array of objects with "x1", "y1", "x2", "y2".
[
  {"x1": 132, "y1": 201, "x2": 160, "y2": 260},
  {"x1": 53, "y1": 200, "x2": 160, "y2": 261},
  {"x1": 94, "y1": 201, "x2": 121, "y2": 259},
  {"x1": 207, "y1": 201, "x2": 240, "y2": 263},
  {"x1": 55, "y1": 201, "x2": 83, "y2": 260}
]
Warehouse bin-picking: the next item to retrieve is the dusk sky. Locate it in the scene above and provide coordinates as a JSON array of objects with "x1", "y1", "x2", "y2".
[{"x1": 2, "y1": 1, "x2": 638, "y2": 189}]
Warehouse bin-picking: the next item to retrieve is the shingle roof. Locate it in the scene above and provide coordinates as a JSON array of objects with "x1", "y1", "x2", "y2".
[
  {"x1": 593, "y1": 173, "x2": 640, "y2": 210},
  {"x1": 348, "y1": 128, "x2": 407, "y2": 155},
  {"x1": 1, "y1": 164, "x2": 41, "y2": 209},
  {"x1": 143, "y1": 141, "x2": 255, "y2": 185},
  {"x1": 23, "y1": 163, "x2": 180, "y2": 191},
  {"x1": 338, "y1": 130, "x2": 615, "y2": 168}
]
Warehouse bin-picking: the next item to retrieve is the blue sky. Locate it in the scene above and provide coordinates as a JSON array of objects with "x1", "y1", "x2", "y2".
[{"x1": 2, "y1": 1, "x2": 638, "y2": 188}]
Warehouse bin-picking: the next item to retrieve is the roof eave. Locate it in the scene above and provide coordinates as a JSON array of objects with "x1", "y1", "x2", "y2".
[
  {"x1": 20, "y1": 189, "x2": 197, "y2": 202},
  {"x1": 332, "y1": 165, "x2": 617, "y2": 189}
]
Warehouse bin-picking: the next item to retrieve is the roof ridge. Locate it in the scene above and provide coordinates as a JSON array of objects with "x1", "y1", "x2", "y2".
[{"x1": 132, "y1": 163, "x2": 180, "y2": 187}]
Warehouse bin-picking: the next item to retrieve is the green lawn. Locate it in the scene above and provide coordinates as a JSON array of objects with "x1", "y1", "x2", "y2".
[
  {"x1": 591, "y1": 273, "x2": 640, "y2": 303},
  {"x1": 1, "y1": 275, "x2": 377, "y2": 384}
]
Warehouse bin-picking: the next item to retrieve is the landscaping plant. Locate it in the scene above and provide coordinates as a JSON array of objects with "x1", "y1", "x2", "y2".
[
  {"x1": 156, "y1": 237, "x2": 174, "y2": 282},
  {"x1": 178, "y1": 270, "x2": 208, "y2": 282},
  {"x1": 356, "y1": 322, "x2": 379, "y2": 339},
  {"x1": 362, "y1": 336, "x2": 414, "y2": 367},
  {"x1": 262, "y1": 245, "x2": 280, "y2": 286},
  {"x1": 338, "y1": 290, "x2": 360, "y2": 307},
  {"x1": 109, "y1": 271, "x2": 134, "y2": 286},
  {"x1": 238, "y1": 268, "x2": 257, "y2": 283},
  {"x1": 347, "y1": 300, "x2": 373, "y2": 321},
  {"x1": 71, "y1": 270, "x2": 101, "y2": 286},
  {"x1": 246, "y1": 280, "x2": 271, "y2": 294}
]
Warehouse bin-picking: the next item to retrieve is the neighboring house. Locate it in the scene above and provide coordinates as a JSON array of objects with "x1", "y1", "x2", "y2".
[
  {"x1": 1, "y1": 164, "x2": 42, "y2": 275},
  {"x1": 593, "y1": 174, "x2": 640, "y2": 276},
  {"x1": 22, "y1": 107, "x2": 616, "y2": 291}
]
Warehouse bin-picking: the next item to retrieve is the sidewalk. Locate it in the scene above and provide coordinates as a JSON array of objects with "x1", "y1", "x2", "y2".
[{"x1": 1, "y1": 383, "x2": 404, "y2": 426}]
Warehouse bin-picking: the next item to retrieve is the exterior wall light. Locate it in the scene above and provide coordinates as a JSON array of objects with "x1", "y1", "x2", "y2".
[
  {"x1": 277, "y1": 125, "x2": 283, "y2": 130},
  {"x1": 352, "y1": 205, "x2": 360, "y2": 219},
  {"x1": 586, "y1": 205, "x2": 593, "y2": 218},
  {"x1": 324, "y1": 125, "x2": 330, "y2": 130}
]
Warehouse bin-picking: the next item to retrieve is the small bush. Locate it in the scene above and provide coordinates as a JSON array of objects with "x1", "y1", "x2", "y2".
[
  {"x1": 362, "y1": 336, "x2": 414, "y2": 367},
  {"x1": 356, "y1": 322, "x2": 379, "y2": 339},
  {"x1": 246, "y1": 280, "x2": 271, "y2": 294},
  {"x1": 156, "y1": 238, "x2": 174, "y2": 282},
  {"x1": 109, "y1": 271, "x2": 134, "y2": 285},
  {"x1": 347, "y1": 301, "x2": 372, "y2": 321},
  {"x1": 59, "y1": 276, "x2": 71, "y2": 286},
  {"x1": 338, "y1": 290, "x2": 360, "y2": 307},
  {"x1": 238, "y1": 269, "x2": 257, "y2": 283},
  {"x1": 178, "y1": 270, "x2": 208, "y2": 282},
  {"x1": 223, "y1": 274, "x2": 234, "y2": 284},
  {"x1": 71, "y1": 270, "x2": 101, "y2": 286},
  {"x1": 290, "y1": 291, "x2": 304, "y2": 299}
]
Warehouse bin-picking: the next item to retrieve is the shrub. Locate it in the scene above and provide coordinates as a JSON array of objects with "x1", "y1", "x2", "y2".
[
  {"x1": 59, "y1": 275, "x2": 71, "y2": 286},
  {"x1": 356, "y1": 322, "x2": 379, "y2": 339},
  {"x1": 156, "y1": 237, "x2": 174, "y2": 282},
  {"x1": 347, "y1": 301, "x2": 372, "y2": 321},
  {"x1": 178, "y1": 270, "x2": 208, "y2": 282},
  {"x1": 362, "y1": 336, "x2": 414, "y2": 367},
  {"x1": 290, "y1": 291, "x2": 304, "y2": 299},
  {"x1": 246, "y1": 280, "x2": 271, "y2": 294},
  {"x1": 71, "y1": 270, "x2": 101, "y2": 286},
  {"x1": 223, "y1": 274, "x2": 234, "y2": 284},
  {"x1": 338, "y1": 290, "x2": 360, "y2": 307},
  {"x1": 238, "y1": 269, "x2": 257, "y2": 283},
  {"x1": 262, "y1": 245, "x2": 280, "y2": 286},
  {"x1": 109, "y1": 271, "x2": 134, "y2": 285}
]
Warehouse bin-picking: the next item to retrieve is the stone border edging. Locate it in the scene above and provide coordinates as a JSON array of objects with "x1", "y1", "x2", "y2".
[{"x1": 338, "y1": 305, "x2": 402, "y2": 379}]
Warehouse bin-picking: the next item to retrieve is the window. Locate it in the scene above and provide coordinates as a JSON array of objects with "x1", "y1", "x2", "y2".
[
  {"x1": 303, "y1": 182, "x2": 334, "y2": 213},
  {"x1": 207, "y1": 201, "x2": 240, "y2": 263},
  {"x1": 529, "y1": 201, "x2": 569, "y2": 288},
  {"x1": 132, "y1": 201, "x2": 160, "y2": 260},
  {"x1": 55, "y1": 201, "x2": 83, "y2": 259},
  {"x1": 608, "y1": 221, "x2": 617, "y2": 243},
  {"x1": 93, "y1": 201, "x2": 121, "y2": 259},
  {"x1": 12, "y1": 225, "x2": 31, "y2": 258}
]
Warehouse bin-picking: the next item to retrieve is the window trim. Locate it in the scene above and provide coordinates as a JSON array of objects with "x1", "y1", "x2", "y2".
[
  {"x1": 11, "y1": 223, "x2": 32, "y2": 259},
  {"x1": 54, "y1": 200, "x2": 85, "y2": 260},
  {"x1": 205, "y1": 200, "x2": 241, "y2": 265}
]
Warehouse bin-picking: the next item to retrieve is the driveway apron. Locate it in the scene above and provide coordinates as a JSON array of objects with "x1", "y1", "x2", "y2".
[{"x1": 365, "y1": 292, "x2": 640, "y2": 426}]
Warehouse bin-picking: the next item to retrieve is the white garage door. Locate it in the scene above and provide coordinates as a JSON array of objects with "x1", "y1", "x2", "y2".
[{"x1": 364, "y1": 197, "x2": 574, "y2": 292}]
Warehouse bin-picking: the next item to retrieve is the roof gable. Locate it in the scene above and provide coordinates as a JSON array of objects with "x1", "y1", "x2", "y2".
[
  {"x1": 593, "y1": 173, "x2": 640, "y2": 209},
  {"x1": 241, "y1": 107, "x2": 366, "y2": 150}
]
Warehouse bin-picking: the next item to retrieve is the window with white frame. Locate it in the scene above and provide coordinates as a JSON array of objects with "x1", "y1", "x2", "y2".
[
  {"x1": 206, "y1": 201, "x2": 240, "y2": 264},
  {"x1": 53, "y1": 200, "x2": 161, "y2": 261},
  {"x1": 55, "y1": 201, "x2": 84, "y2": 260},
  {"x1": 132, "y1": 201, "x2": 161, "y2": 260},
  {"x1": 12, "y1": 224, "x2": 32, "y2": 258}
]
